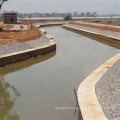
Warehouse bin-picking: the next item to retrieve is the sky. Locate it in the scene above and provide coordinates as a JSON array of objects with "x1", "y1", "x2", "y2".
[{"x1": 1, "y1": 0, "x2": 120, "y2": 14}]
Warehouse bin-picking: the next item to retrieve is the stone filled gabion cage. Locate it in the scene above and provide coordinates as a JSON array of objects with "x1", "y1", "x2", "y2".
[{"x1": 3, "y1": 11, "x2": 17, "y2": 24}]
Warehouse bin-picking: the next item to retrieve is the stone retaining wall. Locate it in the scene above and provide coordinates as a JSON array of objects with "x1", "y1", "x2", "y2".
[{"x1": 37, "y1": 22, "x2": 66, "y2": 28}]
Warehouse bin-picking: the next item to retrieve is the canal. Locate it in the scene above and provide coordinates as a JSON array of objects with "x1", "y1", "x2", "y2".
[{"x1": 0, "y1": 26, "x2": 119, "y2": 120}]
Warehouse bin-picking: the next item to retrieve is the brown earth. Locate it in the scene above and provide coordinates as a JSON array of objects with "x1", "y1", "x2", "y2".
[
  {"x1": 0, "y1": 24, "x2": 14, "y2": 30},
  {"x1": 0, "y1": 20, "x2": 43, "y2": 45},
  {"x1": 0, "y1": 24, "x2": 41, "y2": 45},
  {"x1": 69, "y1": 21, "x2": 120, "y2": 32}
]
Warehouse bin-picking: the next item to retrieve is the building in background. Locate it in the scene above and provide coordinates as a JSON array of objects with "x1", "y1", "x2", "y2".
[
  {"x1": 3, "y1": 11, "x2": 17, "y2": 24},
  {"x1": 92, "y1": 12, "x2": 97, "y2": 17},
  {"x1": 80, "y1": 12, "x2": 84, "y2": 17},
  {"x1": 86, "y1": 12, "x2": 91, "y2": 17},
  {"x1": 73, "y1": 12, "x2": 78, "y2": 17}
]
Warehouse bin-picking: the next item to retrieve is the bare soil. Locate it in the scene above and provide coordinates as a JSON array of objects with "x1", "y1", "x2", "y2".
[
  {"x1": 0, "y1": 24, "x2": 14, "y2": 31},
  {"x1": 0, "y1": 20, "x2": 42, "y2": 45}
]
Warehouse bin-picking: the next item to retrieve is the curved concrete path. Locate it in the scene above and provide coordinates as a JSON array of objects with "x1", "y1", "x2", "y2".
[
  {"x1": 77, "y1": 53, "x2": 120, "y2": 120},
  {"x1": 12, "y1": 24, "x2": 28, "y2": 30}
]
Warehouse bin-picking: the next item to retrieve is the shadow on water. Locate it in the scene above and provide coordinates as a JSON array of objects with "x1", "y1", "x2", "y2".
[
  {"x1": 63, "y1": 27, "x2": 120, "y2": 50},
  {"x1": 0, "y1": 76, "x2": 20, "y2": 120},
  {"x1": 0, "y1": 51, "x2": 56, "y2": 76}
]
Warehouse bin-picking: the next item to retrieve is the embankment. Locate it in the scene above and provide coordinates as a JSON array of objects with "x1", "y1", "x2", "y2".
[
  {"x1": 77, "y1": 53, "x2": 120, "y2": 120},
  {"x1": 0, "y1": 27, "x2": 56, "y2": 67},
  {"x1": 62, "y1": 25, "x2": 120, "y2": 45}
]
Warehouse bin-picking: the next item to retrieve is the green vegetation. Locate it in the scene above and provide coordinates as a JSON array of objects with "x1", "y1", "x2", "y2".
[{"x1": 64, "y1": 15, "x2": 72, "y2": 21}]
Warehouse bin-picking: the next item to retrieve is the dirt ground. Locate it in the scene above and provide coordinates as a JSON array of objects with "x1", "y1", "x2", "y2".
[
  {"x1": 0, "y1": 20, "x2": 42, "y2": 45},
  {"x1": 0, "y1": 24, "x2": 14, "y2": 30}
]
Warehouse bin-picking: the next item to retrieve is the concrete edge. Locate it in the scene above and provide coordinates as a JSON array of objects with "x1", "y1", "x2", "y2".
[
  {"x1": 62, "y1": 25, "x2": 120, "y2": 44},
  {"x1": 0, "y1": 28, "x2": 56, "y2": 67},
  {"x1": 37, "y1": 22, "x2": 66, "y2": 28},
  {"x1": 77, "y1": 53, "x2": 120, "y2": 120}
]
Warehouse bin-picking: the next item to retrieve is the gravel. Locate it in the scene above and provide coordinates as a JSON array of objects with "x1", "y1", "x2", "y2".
[
  {"x1": 98, "y1": 19, "x2": 120, "y2": 26},
  {"x1": 96, "y1": 60, "x2": 120, "y2": 120}
]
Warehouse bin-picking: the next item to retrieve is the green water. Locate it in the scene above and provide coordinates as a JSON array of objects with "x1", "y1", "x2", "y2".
[{"x1": 0, "y1": 26, "x2": 119, "y2": 120}]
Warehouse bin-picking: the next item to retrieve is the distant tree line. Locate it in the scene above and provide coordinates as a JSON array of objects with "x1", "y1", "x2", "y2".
[{"x1": 64, "y1": 15, "x2": 72, "y2": 21}]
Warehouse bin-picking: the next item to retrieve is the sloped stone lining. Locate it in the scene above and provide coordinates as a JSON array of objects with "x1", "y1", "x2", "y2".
[
  {"x1": 62, "y1": 25, "x2": 120, "y2": 45},
  {"x1": 0, "y1": 28, "x2": 56, "y2": 67},
  {"x1": 77, "y1": 53, "x2": 120, "y2": 120}
]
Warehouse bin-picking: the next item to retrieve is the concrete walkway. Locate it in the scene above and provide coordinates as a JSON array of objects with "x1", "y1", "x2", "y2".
[
  {"x1": 12, "y1": 24, "x2": 28, "y2": 30},
  {"x1": 67, "y1": 23, "x2": 120, "y2": 39},
  {"x1": 77, "y1": 53, "x2": 120, "y2": 120}
]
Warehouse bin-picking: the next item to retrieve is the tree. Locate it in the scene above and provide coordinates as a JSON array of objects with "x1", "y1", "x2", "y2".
[
  {"x1": 64, "y1": 15, "x2": 72, "y2": 21},
  {"x1": 0, "y1": 0, "x2": 8, "y2": 31},
  {"x1": 0, "y1": 0, "x2": 8, "y2": 10}
]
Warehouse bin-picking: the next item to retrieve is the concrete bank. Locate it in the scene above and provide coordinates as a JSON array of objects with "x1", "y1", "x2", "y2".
[
  {"x1": 96, "y1": 59, "x2": 120, "y2": 120},
  {"x1": 0, "y1": 28, "x2": 56, "y2": 67},
  {"x1": 37, "y1": 22, "x2": 66, "y2": 28},
  {"x1": 77, "y1": 53, "x2": 120, "y2": 120},
  {"x1": 62, "y1": 25, "x2": 120, "y2": 45},
  {"x1": 0, "y1": 51, "x2": 56, "y2": 76}
]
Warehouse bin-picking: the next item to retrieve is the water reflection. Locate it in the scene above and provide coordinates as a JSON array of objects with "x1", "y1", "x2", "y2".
[
  {"x1": 0, "y1": 75, "x2": 20, "y2": 120},
  {"x1": 0, "y1": 51, "x2": 56, "y2": 120},
  {"x1": 0, "y1": 51, "x2": 56, "y2": 76}
]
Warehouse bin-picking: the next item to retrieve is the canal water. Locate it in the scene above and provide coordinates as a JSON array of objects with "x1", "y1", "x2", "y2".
[{"x1": 0, "y1": 26, "x2": 119, "y2": 120}]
